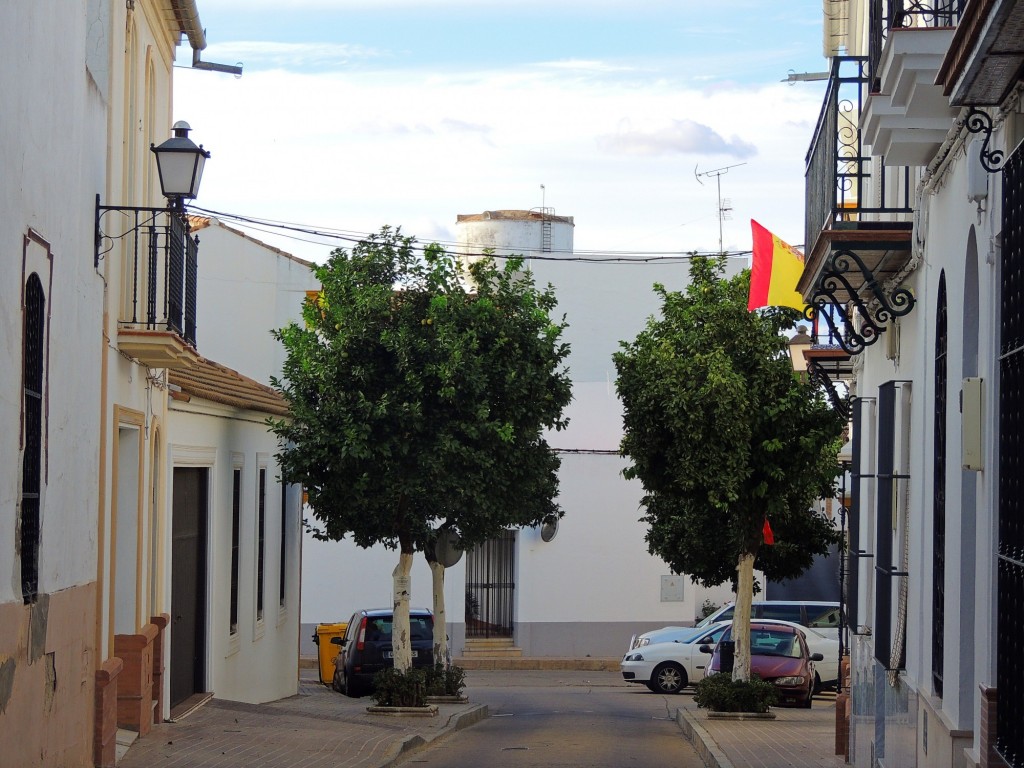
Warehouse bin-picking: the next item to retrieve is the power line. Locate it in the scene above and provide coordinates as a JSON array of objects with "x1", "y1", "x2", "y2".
[{"x1": 188, "y1": 205, "x2": 775, "y2": 264}]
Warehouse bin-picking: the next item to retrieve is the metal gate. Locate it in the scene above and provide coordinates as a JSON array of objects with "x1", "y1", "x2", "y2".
[
  {"x1": 465, "y1": 530, "x2": 515, "y2": 639},
  {"x1": 998, "y1": 140, "x2": 1024, "y2": 768}
]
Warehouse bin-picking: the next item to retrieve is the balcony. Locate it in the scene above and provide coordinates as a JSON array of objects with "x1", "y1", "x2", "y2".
[
  {"x1": 803, "y1": 57, "x2": 916, "y2": 355},
  {"x1": 862, "y1": 1, "x2": 962, "y2": 167},
  {"x1": 97, "y1": 206, "x2": 200, "y2": 368},
  {"x1": 937, "y1": 0, "x2": 1024, "y2": 106}
]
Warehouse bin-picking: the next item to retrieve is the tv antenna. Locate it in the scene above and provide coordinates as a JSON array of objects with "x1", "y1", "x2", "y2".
[{"x1": 695, "y1": 162, "x2": 747, "y2": 254}]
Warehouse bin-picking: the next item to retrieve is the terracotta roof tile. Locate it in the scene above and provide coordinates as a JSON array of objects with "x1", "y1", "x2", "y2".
[{"x1": 169, "y1": 358, "x2": 289, "y2": 418}]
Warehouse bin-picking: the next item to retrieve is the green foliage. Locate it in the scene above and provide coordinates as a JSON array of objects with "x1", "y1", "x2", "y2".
[
  {"x1": 424, "y1": 663, "x2": 467, "y2": 697},
  {"x1": 269, "y1": 227, "x2": 573, "y2": 554},
  {"x1": 699, "y1": 599, "x2": 720, "y2": 620},
  {"x1": 693, "y1": 673, "x2": 779, "y2": 713},
  {"x1": 372, "y1": 668, "x2": 427, "y2": 707},
  {"x1": 613, "y1": 256, "x2": 844, "y2": 589}
]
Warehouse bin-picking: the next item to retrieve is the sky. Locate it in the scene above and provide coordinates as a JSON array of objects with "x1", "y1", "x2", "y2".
[{"x1": 173, "y1": 0, "x2": 831, "y2": 266}]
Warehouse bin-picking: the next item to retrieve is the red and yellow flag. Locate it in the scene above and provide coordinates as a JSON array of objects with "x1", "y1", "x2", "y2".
[{"x1": 747, "y1": 220, "x2": 807, "y2": 312}]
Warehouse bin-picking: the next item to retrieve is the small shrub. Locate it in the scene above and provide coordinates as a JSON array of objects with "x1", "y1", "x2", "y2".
[
  {"x1": 371, "y1": 668, "x2": 427, "y2": 707},
  {"x1": 693, "y1": 673, "x2": 778, "y2": 713},
  {"x1": 424, "y1": 663, "x2": 467, "y2": 697},
  {"x1": 699, "y1": 599, "x2": 720, "y2": 620}
]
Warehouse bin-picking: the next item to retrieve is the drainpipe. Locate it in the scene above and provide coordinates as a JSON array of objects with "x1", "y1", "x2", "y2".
[{"x1": 170, "y1": 0, "x2": 244, "y2": 75}]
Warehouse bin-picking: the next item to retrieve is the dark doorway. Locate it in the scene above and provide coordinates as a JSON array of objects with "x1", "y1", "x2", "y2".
[
  {"x1": 171, "y1": 467, "x2": 208, "y2": 709},
  {"x1": 465, "y1": 530, "x2": 515, "y2": 639}
]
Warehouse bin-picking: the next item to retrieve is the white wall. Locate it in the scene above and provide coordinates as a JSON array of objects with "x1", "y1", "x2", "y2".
[
  {"x1": 168, "y1": 401, "x2": 301, "y2": 704},
  {"x1": 193, "y1": 219, "x2": 318, "y2": 386}
]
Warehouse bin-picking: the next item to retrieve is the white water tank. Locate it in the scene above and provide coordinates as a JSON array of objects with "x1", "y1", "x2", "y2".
[{"x1": 455, "y1": 209, "x2": 574, "y2": 264}]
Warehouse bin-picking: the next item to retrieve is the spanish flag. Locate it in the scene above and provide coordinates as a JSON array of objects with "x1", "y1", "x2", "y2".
[{"x1": 747, "y1": 220, "x2": 807, "y2": 312}]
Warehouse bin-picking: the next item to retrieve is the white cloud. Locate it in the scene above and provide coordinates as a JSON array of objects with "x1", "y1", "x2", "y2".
[{"x1": 597, "y1": 119, "x2": 758, "y2": 159}]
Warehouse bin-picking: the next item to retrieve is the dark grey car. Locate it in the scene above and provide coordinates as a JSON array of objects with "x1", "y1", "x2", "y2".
[{"x1": 332, "y1": 608, "x2": 436, "y2": 697}]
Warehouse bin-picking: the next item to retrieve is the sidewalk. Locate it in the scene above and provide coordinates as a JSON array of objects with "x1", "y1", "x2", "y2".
[
  {"x1": 677, "y1": 692, "x2": 848, "y2": 768},
  {"x1": 117, "y1": 670, "x2": 486, "y2": 768}
]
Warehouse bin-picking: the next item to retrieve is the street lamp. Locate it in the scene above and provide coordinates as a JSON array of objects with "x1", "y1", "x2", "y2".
[
  {"x1": 95, "y1": 121, "x2": 210, "y2": 347},
  {"x1": 150, "y1": 121, "x2": 211, "y2": 205}
]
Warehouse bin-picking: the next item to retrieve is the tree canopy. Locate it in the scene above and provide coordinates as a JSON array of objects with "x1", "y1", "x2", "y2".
[
  {"x1": 271, "y1": 226, "x2": 572, "y2": 551},
  {"x1": 613, "y1": 255, "x2": 844, "y2": 589},
  {"x1": 270, "y1": 228, "x2": 572, "y2": 669},
  {"x1": 614, "y1": 256, "x2": 843, "y2": 683}
]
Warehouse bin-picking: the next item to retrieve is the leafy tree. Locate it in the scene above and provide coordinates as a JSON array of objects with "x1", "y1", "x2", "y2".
[
  {"x1": 270, "y1": 227, "x2": 572, "y2": 671},
  {"x1": 613, "y1": 256, "x2": 843, "y2": 683}
]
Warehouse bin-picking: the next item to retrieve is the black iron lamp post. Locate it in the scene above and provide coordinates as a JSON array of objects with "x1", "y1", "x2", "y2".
[{"x1": 95, "y1": 121, "x2": 210, "y2": 346}]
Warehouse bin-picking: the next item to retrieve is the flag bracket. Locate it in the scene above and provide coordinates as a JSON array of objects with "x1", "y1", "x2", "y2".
[
  {"x1": 806, "y1": 359, "x2": 851, "y2": 420},
  {"x1": 965, "y1": 108, "x2": 1005, "y2": 173},
  {"x1": 807, "y1": 248, "x2": 916, "y2": 355}
]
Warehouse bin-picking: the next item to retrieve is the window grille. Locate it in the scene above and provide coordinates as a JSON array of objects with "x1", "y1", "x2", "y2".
[
  {"x1": 279, "y1": 483, "x2": 287, "y2": 606},
  {"x1": 256, "y1": 468, "x2": 266, "y2": 621},
  {"x1": 997, "y1": 138, "x2": 1024, "y2": 768},
  {"x1": 230, "y1": 468, "x2": 241, "y2": 633},
  {"x1": 874, "y1": 380, "x2": 909, "y2": 671},
  {"x1": 20, "y1": 273, "x2": 45, "y2": 604},
  {"x1": 932, "y1": 273, "x2": 948, "y2": 697}
]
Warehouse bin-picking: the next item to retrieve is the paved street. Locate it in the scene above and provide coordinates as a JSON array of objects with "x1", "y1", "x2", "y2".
[
  {"x1": 118, "y1": 667, "x2": 846, "y2": 768},
  {"x1": 399, "y1": 670, "x2": 704, "y2": 767}
]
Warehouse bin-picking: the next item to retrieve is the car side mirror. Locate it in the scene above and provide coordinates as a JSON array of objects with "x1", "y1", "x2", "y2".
[
  {"x1": 331, "y1": 636, "x2": 344, "y2": 646},
  {"x1": 810, "y1": 652, "x2": 823, "y2": 661},
  {"x1": 699, "y1": 644, "x2": 713, "y2": 654}
]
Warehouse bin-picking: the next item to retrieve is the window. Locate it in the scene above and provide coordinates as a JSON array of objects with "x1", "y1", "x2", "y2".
[
  {"x1": 279, "y1": 482, "x2": 288, "y2": 607},
  {"x1": 932, "y1": 272, "x2": 947, "y2": 697},
  {"x1": 20, "y1": 273, "x2": 45, "y2": 604},
  {"x1": 256, "y1": 467, "x2": 266, "y2": 622},
  {"x1": 230, "y1": 468, "x2": 241, "y2": 634}
]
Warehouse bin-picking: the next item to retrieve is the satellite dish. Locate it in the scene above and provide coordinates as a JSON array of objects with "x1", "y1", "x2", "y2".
[
  {"x1": 540, "y1": 516, "x2": 559, "y2": 543},
  {"x1": 434, "y1": 529, "x2": 463, "y2": 567}
]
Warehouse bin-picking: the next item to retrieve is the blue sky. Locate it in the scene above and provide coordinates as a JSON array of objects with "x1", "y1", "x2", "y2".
[{"x1": 175, "y1": 0, "x2": 830, "y2": 263}]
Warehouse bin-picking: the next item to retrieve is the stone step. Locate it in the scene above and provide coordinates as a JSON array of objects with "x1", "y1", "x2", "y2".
[{"x1": 461, "y1": 646, "x2": 523, "y2": 658}]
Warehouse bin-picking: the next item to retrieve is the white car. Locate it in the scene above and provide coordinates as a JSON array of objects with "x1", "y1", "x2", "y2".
[
  {"x1": 621, "y1": 622, "x2": 730, "y2": 693},
  {"x1": 627, "y1": 625, "x2": 708, "y2": 651}
]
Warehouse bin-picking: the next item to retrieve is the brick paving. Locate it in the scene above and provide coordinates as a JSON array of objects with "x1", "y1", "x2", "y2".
[
  {"x1": 119, "y1": 665, "x2": 847, "y2": 768},
  {"x1": 677, "y1": 692, "x2": 848, "y2": 768},
  {"x1": 117, "y1": 671, "x2": 486, "y2": 768}
]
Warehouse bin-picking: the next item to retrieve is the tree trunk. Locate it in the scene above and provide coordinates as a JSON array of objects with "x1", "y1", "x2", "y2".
[
  {"x1": 429, "y1": 559, "x2": 448, "y2": 666},
  {"x1": 392, "y1": 552, "x2": 414, "y2": 671},
  {"x1": 732, "y1": 551, "x2": 756, "y2": 683}
]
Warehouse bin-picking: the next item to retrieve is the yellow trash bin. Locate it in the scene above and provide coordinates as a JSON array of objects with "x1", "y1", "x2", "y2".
[{"x1": 313, "y1": 622, "x2": 348, "y2": 686}]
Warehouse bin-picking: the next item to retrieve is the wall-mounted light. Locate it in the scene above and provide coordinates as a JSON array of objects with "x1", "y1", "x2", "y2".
[{"x1": 150, "y1": 121, "x2": 211, "y2": 205}]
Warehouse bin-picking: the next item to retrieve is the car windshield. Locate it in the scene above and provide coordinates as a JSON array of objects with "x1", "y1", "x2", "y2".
[
  {"x1": 750, "y1": 629, "x2": 801, "y2": 658},
  {"x1": 720, "y1": 627, "x2": 802, "y2": 658},
  {"x1": 364, "y1": 615, "x2": 433, "y2": 642}
]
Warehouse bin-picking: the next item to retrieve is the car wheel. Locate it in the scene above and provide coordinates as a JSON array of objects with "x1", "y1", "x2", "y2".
[
  {"x1": 802, "y1": 687, "x2": 813, "y2": 708},
  {"x1": 813, "y1": 672, "x2": 822, "y2": 694},
  {"x1": 331, "y1": 666, "x2": 343, "y2": 693},
  {"x1": 652, "y1": 662, "x2": 687, "y2": 694},
  {"x1": 645, "y1": 681, "x2": 660, "y2": 693}
]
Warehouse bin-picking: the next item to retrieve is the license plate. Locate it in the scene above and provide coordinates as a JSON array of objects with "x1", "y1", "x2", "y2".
[{"x1": 383, "y1": 651, "x2": 417, "y2": 659}]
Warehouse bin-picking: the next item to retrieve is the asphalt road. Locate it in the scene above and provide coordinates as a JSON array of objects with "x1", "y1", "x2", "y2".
[{"x1": 397, "y1": 669, "x2": 705, "y2": 768}]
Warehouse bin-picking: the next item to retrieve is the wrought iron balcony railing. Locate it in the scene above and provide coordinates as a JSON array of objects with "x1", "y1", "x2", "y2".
[
  {"x1": 804, "y1": 57, "x2": 914, "y2": 259},
  {"x1": 868, "y1": 0, "x2": 965, "y2": 91},
  {"x1": 96, "y1": 202, "x2": 199, "y2": 348}
]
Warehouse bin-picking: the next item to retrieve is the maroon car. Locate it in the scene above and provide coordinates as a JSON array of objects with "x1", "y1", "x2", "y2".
[{"x1": 702, "y1": 621, "x2": 823, "y2": 708}]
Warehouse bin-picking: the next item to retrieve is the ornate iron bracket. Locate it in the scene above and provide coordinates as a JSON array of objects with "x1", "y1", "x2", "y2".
[
  {"x1": 965, "y1": 107, "x2": 1005, "y2": 173},
  {"x1": 807, "y1": 359, "x2": 851, "y2": 421},
  {"x1": 806, "y1": 249, "x2": 916, "y2": 355}
]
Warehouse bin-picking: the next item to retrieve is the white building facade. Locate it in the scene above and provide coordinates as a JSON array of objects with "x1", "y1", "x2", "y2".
[{"x1": 799, "y1": 3, "x2": 1024, "y2": 768}]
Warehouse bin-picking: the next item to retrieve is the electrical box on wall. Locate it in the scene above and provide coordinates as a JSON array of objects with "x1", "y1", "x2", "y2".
[{"x1": 962, "y1": 377, "x2": 984, "y2": 471}]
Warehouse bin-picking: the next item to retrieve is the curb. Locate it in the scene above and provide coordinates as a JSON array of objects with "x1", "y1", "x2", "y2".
[
  {"x1": 676, "y1": 707, "x2": 733, "y2": 768},
  {"x1": 379, "y1": 703, "x2": 489, "y2": 768}
]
